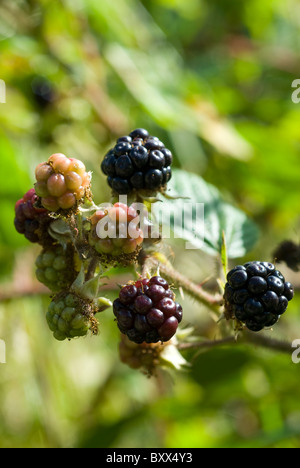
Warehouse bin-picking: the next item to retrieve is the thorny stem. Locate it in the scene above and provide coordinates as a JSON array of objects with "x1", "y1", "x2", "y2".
[
  {"x1": 177, "y1": 331, "x2": 293, "y2": 355},
  {"x1": 242, "y1": 330, "x2": 292, "y2": 354}
]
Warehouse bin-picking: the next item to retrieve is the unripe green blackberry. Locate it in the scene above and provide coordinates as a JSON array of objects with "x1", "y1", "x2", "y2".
[
  {"x1": 88, "y1": 202, "x2": 144, "y2": 266},
  {"x1": 113, "y1": 276, "x2": 182, "y2": 344},
  {"x1": 46, "y1": 291, "x2": 99, "y2": 341},
  {"x1": 34, "y1": 153, "x2": 92, "y2": 213},
  {"x1": 35, "y1": 244, "x2": 78, "y2": 293}
]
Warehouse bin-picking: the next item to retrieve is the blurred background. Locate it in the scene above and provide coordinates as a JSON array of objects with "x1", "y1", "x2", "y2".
[{"x1": 1, "y1": 0, "x2": 300, "y2": 448}]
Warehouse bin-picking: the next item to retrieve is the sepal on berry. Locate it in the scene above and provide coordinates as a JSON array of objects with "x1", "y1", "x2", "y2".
[
  {"x1": 47, "y1": 218, "x2": 73, "y2": 246},
  {"x1": 70, "y1": 265, "x2": 104, "y2": 301},
  {"x1": 159, "y1": 339, "x2": 189, "y2": 371},
  {"x1": 96, "y1": 297, "x2": 113, "y2": 313},
  {"x1": 119, "y1": 334, "x2": 188, "y2": 376}
]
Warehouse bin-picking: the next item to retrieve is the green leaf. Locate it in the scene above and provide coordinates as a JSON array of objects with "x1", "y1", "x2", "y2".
[{"x1": 156, "y1": 169, "x2": 259, "y2": 258}]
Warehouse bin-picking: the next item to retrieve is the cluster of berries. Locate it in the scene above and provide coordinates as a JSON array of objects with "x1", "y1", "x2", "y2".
[
  {"x1": 101, "y1": 128, "x2": 173, "y2": 195},
  {"x1": 34, "y1": 153, "x2": 91, "y2": 212},
  {"x1": 224, "y1": 261, "x2": 294, "y2": 332},
  {"x1": 88, "y1": 202, "x2": 144, "y2": 262},
  {"x1": 13, "y1": 153, "x2": 104, "y2": 341},
  {"x1": 14, "y1": 188, "x2": 51, "y2": 244},
  {"x1": 13, "y1": 132, "x2": 179, "y2": 349},
  {"x1": 113, "y1": 276, "x2": 183, "y2": 344},
  {"x1": 14, "y1": 128, "x2": 297, "y2": 356}
]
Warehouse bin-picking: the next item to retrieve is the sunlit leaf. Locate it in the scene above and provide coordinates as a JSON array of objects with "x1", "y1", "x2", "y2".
[{"x1": 155, "y1": 169, "x2": 259, "y2": 258}]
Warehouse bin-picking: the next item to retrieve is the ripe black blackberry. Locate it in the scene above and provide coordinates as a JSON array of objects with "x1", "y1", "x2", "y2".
[
  {"x1": 224, "y1": 261, "x2": 294, "y2": 332},
  {"x1": 34, "y1": 153, "x2": 91, "y2": 212},
  {"x1": 101, "y1": 128, "x2": 173, "y2": 195},
  {"x1": 113, "y1": 276, "x2": 183, "y2": 344}
]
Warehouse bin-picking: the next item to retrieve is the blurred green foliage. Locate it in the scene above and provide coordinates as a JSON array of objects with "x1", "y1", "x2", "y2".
[{"x1": 1, "y1": 0, "x2": 300, "y2": 448}]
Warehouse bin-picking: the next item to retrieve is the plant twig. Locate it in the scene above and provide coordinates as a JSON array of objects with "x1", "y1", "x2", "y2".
[
  {"x1": 177, "y1": 332, "x2": 292, "y2": 355},
  {"x1": 0, "y1": 283, "x2": 50, "y2": 302},
  {"x1": 243, "y1": 330, "x2": 292, "y2": 354},
  {"x1": 177, "y1": 336, "x2": 235, "y2": 351}
]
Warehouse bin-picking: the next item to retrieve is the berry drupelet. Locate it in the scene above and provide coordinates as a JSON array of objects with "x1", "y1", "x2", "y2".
[
  {"x1": 113, "y1": 276, "x2": 183, "y2": 344},
  {"x1": 224, "y1": 261, "x2": 294, "y2": 332},
  {"x1": 34, "y1": 153, "x2": 91, "y2": 212},
  {"x1": 101, "y1": 128, "x2": 173, "y2": 195}
]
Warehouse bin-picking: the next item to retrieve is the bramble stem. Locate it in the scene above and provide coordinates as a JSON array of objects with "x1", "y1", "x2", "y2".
[
  {"x1": 177, "y1": 331, "x2": 292, "y2": 355},
  {"x1": 243, "y1": 330, "x2": 292, "y2": 354}
]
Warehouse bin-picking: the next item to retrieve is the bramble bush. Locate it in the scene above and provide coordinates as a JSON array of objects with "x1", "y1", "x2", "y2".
[{"x1": 13, "y1": 128, "x2": 295, "y2": 376}]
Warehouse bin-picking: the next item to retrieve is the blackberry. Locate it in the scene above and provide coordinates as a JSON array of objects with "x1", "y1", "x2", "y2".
[
  {"x1": 113, "y1": 276, "x2": 182, "y2": 344},
  {"x1": 31, "y1": 76, "x2": 55, "y2": 109},
  {"x1": 273, "y1": 240, "x2": 300, "y2": 272},
  {"x1": 14, "y1": 188, "x2": 53, "y2": 245},
  {"x1": 224, "y1": 261, "x2": 294, "y2": 332},
  {"x1": 88, "y1": 202, "x2": 144, "y2": 266},
  {"x1": 35, "y1": 244, "x2": 78, "y2": 293},
  {"x1": 46, "y1": 291, "x2": 99, "y2": 341},
  {"x1": 34, "y1": 153, "x2": 91, "y2": 212},
  {"x1": 100, "y1": 128, "x2": 173, "y2": 195}
]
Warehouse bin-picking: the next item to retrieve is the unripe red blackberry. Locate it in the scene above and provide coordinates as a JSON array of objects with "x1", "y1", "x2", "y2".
[
  {"x1": 35, "y1": 244, "x2": 78, "y2": 293},
  {"x1": 113, "y1": 276, "x2": 182, "y2": 344},
  {"x1": 46, "y1": 291, "x2": 99, "y2": 341},
  {"x1": 34, "y1": 153, "x2": 91, "y2": 213},
  {"x1": 224, "y1": 261, "x2": 294, "y2": 332},
  {"x1": 88, "y1": 202, "x2": 144, "y2": 265},
  {"x1": 101, "y1": 129, "x2": 173, "y2": 195},
  {"x1": 14, "y1": 188, "x2": 53, "y2": 245}
]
